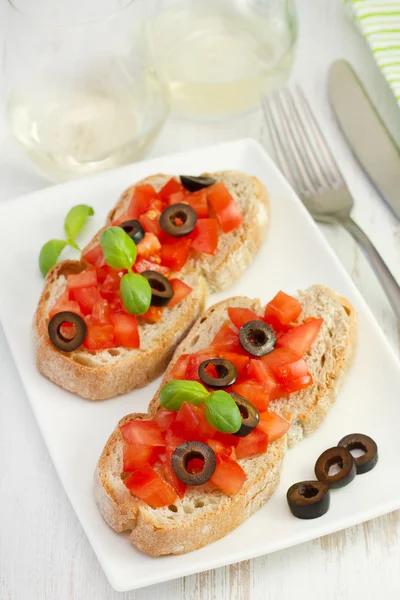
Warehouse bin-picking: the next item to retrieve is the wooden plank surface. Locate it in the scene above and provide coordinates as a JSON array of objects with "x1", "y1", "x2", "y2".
[{"x1": 1, "y1": 0, "x2": 400, "y2": 598}]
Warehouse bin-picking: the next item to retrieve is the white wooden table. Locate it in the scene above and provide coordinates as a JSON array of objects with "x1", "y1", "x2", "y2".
[{"x1": 1, "y1": 0, "x2": 400, "y2": 598}]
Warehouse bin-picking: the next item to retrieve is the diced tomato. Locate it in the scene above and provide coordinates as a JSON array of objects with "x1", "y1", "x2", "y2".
[
  {"x1": 96, "y1": 266, "x2": 108, "y2": 284},
  {"x1": 168, "y1": 191, "x2": 187, "y2": 205},
  {"x1": 139, "y1": 209, "x2": 162, "y2": 237},
  {"x1": 136, "y1": 232, "x2": 162, "y2": 259},
  {"x1": 135, "y1": 258, "x2": 169, "y2": 275},
  {"x1": 128, "y1": 184, "x2": 159, "y2": 219},
  {"x1": 216, "y1": 351, "x2": 249, "y2": 378},
  {"x1": 172, "y1": 402, "x2": 216, "y2": 441},
  {"x1": 92, "y1": 297, "x2": 112, "y2": 323},
  {"x1": 211, "y1": 324, "x2": 243, "y2": 353},
  {"x1": 207, "y1": 182, "x2": 243, "y2": 233},
  {"x1": 184, "y1": 352, "x2": 210, "y2": 381},
  {"x1": 235, "y1": 428, "x2": 268, "y2": 459},
  {"x1": 141, "y1": 305, "x2": 163, "y2": 323},
  {"x1": 275, "y1": 360, "x2": 313, "y2": 394},
  {"x1": 249, "y1": 360, "x2": 283, "y2": 401},
  {"x1": 159, "y1": 178, "x2": 184, "y2": 203},
  {"x1": 187, "y1": 189, "x2": 209, "y2": 218},
  {"x1": 171, "y1": 354, "x2": 191, "y2": 379},
  {"x1": 99, "y1": 269, "x2": 122, "y2": 302},
  {"x1": 230, "y1": 380, "x2": 270, "y2": 412},
  {"x1": 154, "y1": 409, "x2": 177, "y2": 432},
  {"x1": 277, "y1": 318, "x2": 323, "y2": 357},
  {"x1": 207, "y1": 439, "x2": 237, "y2": 461},
  {"x1": 120, "y1": 420, "x2": 164, "y2": 447},
  {"x1": 258, "y1": 412, "x2": 290, "y2": 442},
  {"x1": 67, "y1": 268, "x2": 97, "y2": 290},
  {"x1": 264, "y1": 291, "x2": 302, "y2": 332},
  {"x1": 227, "y1": 307, "x2": 262, "y2": 330},
  {"x1": 83, "y1": 316, "x2": 115, "y2": 350},
  {"x1": 210, "y1": 458, "x2": 246, "y2": 494},
  {"x1": 191, "y1": 218, "x2": 219, "y2": 255},
  {"x1": 111, "y1": 313, "x2": 140, "y2": 348},
  {"x1": 160, "y1": 238, "x2": 192, "y2": 271},
  {"x1": 123, "y1": 444, "x2": 159, "y2": 471},
  {"x1": 82, "y1": 244, "x2": 105, "y2": 268},
  {"x1": 187, "y1": 457, "x2": 204, "y2": 474},
  {"x1": 164, "y1": 429, "x2": 186, "y2": 453},
  {"x1": 49, "y1": 291, "x2": 83, "y2": 319},
  {"x1": 168, "y1": 279, "x2": 193, "y2": 307},
  {"x1": 213, "y1": 431, "x2": 239, "y2": 448},
  {"x1": 158, "y1": 453, "x2": 187, "y2": 498},
  {"x1": 69, "y1": 286, "x2": 100, "y2": 316},
  {"x1": 124, "y1": 464, "x2": 177, "y2": 508},
  {"x1": 260, "y1": 347, "x2": 299, "y2": 371}
]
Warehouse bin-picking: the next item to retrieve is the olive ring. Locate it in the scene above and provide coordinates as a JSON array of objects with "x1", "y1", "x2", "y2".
[
  {"x1": 119, "y1": 219, "x2": 145, "y2": 244},
  {"x1": 198, "y1": 358, "x2": 238, "y2": 388},
  {"x1": 338, "y1": 433, "x2": 378, "y2": 475},
  {"x1": 230, "y1": 393, "x2": 260, "y2": 437},
  {"x1": 239, "y1": 320, "x2": 276, "y2": 357},
  {"x1": 180, "y1": 175, "x2": 216, "y2": 192},
  {"x1": 141, "y1": 270, "x2": 174, "y2": 307},
  {"x1": 172, "y1": 441, "x2": 216, "y2": 486},
  {"x1": 287, "y1": 480, "x2": 330, "y2": 519},
  {"x1": 48, "y1": 311, "x2": 87, "y2": 352},
  {"x1": 159, "y1": 203, "x2": 198, "y2": 237},
  {"x1": 314, "y1": 446, "x2": 356, "y2": 489}
]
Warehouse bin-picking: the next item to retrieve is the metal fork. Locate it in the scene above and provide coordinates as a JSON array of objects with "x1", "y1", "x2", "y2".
[{"x1": 262, "y1": 87, "x2": 400, "y2": 321}]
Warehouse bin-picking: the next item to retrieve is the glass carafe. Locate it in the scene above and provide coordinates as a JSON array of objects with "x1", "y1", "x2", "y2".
[{"x1": 145, "y1": 0, "x2": 297, "y2": 118}]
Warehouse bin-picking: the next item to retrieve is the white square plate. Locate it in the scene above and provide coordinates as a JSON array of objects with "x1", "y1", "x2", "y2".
[{"x1": 0, "y1": 139, "x2": 399, "y2": 592}]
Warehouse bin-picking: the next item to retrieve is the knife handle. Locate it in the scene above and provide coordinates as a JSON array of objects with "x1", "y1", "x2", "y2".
[{"x1": 342, "y1": 217, "x2": 400, "y2": 320}]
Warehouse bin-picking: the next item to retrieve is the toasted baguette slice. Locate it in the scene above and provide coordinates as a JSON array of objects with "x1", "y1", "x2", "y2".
[
  {"x1": 95, "y1": 285, "x2": 357, "y2": 555},
  {"x1": 35, "y1": 171, "x2": 269, "y2": 400}
]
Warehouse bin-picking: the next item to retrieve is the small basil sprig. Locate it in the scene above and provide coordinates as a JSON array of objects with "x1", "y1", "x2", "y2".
[
  {"x1": 38, "y1": 204, "x2": 94, "y2": 277},
  {"x1": 99, "y1": 226, "x2": 151, "y2": 316},
  {"x1": 158, "y1": 380, "x2": 241, "y2": 434}
]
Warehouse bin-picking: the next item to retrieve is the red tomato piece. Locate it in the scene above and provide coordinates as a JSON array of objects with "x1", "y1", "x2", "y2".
[
  {"x1": 160, "y1": 238, "x2": 192, "y2": 271},
  {"x1": 216, "y1": 351, "x2": 249, "y2": 378},
  {"x1": 171, "y1": 402, "x2": 216, "y2": 441},
  {"x1": 210, "y1": 457, "x2": 246, "y2": 494},
  {"x1": 159, "y1": 178, "x2": 184, "y2": 203},
  {"x1": 69, "y1": 286, "x2": 100, "y2": 316},
  {"x1": 191, "y1": 218, "x2": 219, "y2": 255},
  {"x1": 229, "y1": 380, "x2": 270, "y2": 412},
  {"x1": 136, "y1": 232, "x2": 162, "y2": 259},
  {"x1": 83, "y1": 316, "x2": 115, "y2": 350},
  {"x1": 227, "y1": 307, "x2": 263, "y2": 330},
  {"x1": 207, "y1": 182, "x2": 243, "y2": 233},
  {"x1": 235, "y1": 428, "x2": 268, "y2": 459},
  {"x1": 164, "y1": 430, "x2": 186, "y2": 453},
  {"x1": 82, "y1": 244, "x2": 105, "y2": 268},
  {"x1": 207, "y1": 439, "x2": 237, "y2": 461},
  {"x1": 128, "y1": 184, "x2": 159, "y2": 219},
  {"x1": 92, "y1": 297, "x2": 112, "y2": 323},
  {"x1": 123, "y1": 444, "x2": 158, "y2": 471},
  {"x1": 141, "y1": 305, "x2": 163, "y2": 323},
  {"x1": 67, "y1": 268, "x2": 97, "y2": 290},
  {"x1": 96, "y1": 266, "x2": 108, "y2": 284},
  {"x1": 139, "y1": 209, "x2": 162, "y2": 237},
  {"x1": 170, "y1": 354, "x2": 191, "y2": 379},
  {"x1": 210, "y1": 324, "x2": 243, "y2": 353},
  {"x1": 264, "y1": 291, "x2": 302, "y2": 332},
  {"x1": 184, "y1": 352, "x2": 210, "y2": 381},
  {"x1": 111, "y1": 313, "x2": 140, "y2": 348},
  {"x1": 213, "y1": 431, "x2": 239, "y2": 448},
  {"x1": 135, "y1": 258, "x2": 169, "y2": 275},
  {"x1": 168, "y1": 279, "x2": 193, "y2": 307},
  {"x1": 277, "y1": 318, "x2": 323, "y2": 356},
  {"x1": 168, "y1": 191, "x2": 187, "y2": 205},
  {"x1": 158, "y1": 453, "x2": 187, "y2": 498},
  {"x1": 120, "y1": 420, "x2": 164, "y2": 447},
  {"x1": 187, "y1": 189, "x2": 209, "y2": 218},
  {"x1": 154, "y1": 409, "x2": 177, "y2": 432},
  {"x1": 249, "y1": 360, "x2": 283, "y2": 401},
  {"x1": 260, "y1": 347, "x2": 299, "y2": 371},
  {"x1": 258, "y1": 412, "x2": 290, "y2": 442},
  {"x1": 124, "y1": 464, "x2": 177, "y2": 508},
  {"x1": 49, "y1": 291, "x2": 83, "y2": 319}
]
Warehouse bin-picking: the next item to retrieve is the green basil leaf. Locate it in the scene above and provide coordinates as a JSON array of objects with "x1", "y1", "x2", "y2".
[
  {"x1": 39, "y1": 239, "x2": 67, "y2": 277},
  {"x1": 159, "y1": 380, "x2": 209, "y2": 411},
  {"x1": 120, "y1": 272, "x2": 151, "y2": 315},
  {"x1": 205, "y1": 391, "x2": 242, "y2": 434},
  {"x1": 100, "y1": 226, "x2": 137, "y2": 270},
  {"x1": 64, "y1": 204, "x2": 94, "y2": 241}
]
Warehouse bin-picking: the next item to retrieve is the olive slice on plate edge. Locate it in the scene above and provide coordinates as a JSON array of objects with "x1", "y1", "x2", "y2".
[
  {"x1": 314, "y1": 446, "x2": 356, "y2": 489},
  {"x1": 287, "y1": 480, "x2": 330, "y2": 519},
  {"x1": 230, "y1": 393, "x2": 260, "y2": 437},
  {"x1": 198, "y1": 358, "x2": 238, "y2": 388},
  {"x1": 48, "y1": 311, "x2": 87, "y2": 352},
  {"x1": 180, "y1": 175, "x2": 216, "y2": 192},
  {"x1": 338, "y1": 433, "x2": 378, "y2": 475},
  {"x1": 119, "y1": 219, "x2": 145, "y2": 244},
  {"x1": 172, "y1": 441, "x2": 216, "y2": 486},
  {"x1": 239, "y1": 320, "x2": 276, "y2": 357},
  {"x1": 141, "y1": 270, "x2": 174, "y2": 307},
  {"x1": 159, "y1": 203, "x2": 197, "y2": 237}
]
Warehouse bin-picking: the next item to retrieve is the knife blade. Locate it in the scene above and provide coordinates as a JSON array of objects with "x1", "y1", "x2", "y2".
[{"x1": 328, "y1": 59, "x2": 400, "y2": 220}]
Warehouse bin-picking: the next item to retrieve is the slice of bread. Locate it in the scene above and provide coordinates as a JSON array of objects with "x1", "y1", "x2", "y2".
[
  {"x1": 95, "y1": 285, "x2": 357, "y2": 555},
  {"x1": 34, "y1": 171, "x2": 269, "y2": 400}
]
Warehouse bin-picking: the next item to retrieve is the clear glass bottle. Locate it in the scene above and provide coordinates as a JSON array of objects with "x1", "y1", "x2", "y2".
[{"x1": 145, "y1": 0, "x2": 297, "y2": 118}]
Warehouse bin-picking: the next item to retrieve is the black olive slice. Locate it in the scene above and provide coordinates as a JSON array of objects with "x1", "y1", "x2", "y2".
[
  {"x1": 315, "y1": 446, "x2": 356, "y2": 489},
  {"x1": 172, "y1": 441, "x2": 216, "y2": 486},
  {"x1": 287, "y1": 480, "x2": 330, "y2": 519},
  {"x1": 198, "y1": 358, "x2": 238, "y2": 388},
  {"x1": 338, "y1": 433, "x2": 378, "y2": 475},
  {"x1": 141, "y1": 270, "x2": 174, "y2": 307},
  {"x1": 239, "y1": 320, "x2": 276, "y2": 357},
  {"x1": 180, "y1": 175, "x2": 216, "y2": 192},
  {"x1": 48, "y1": 311, "x2": 87, "y2": 352},
  {"x1": 159, "y1": 204, "x2": 197, "y2": 237},
  {"x1": 230, "y1": 393, "x2": 260, "y2": 437},
  {"x1": 119, "y1": 219, "x2": 145, "y2": 244}
]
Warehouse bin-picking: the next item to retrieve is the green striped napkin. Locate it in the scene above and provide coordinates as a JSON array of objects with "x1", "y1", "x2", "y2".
[{"x1": 345, "y1": 0, "x2": 400, "y2": 104}]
